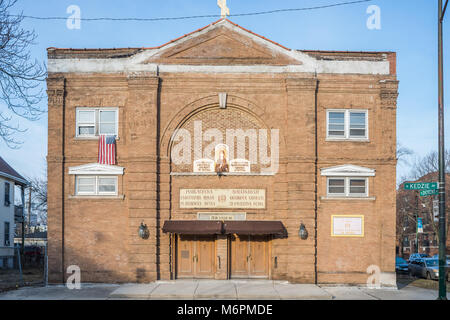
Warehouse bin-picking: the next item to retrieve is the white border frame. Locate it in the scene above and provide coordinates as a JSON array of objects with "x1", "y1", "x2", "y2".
[
  {"x1": 327, "y1": 177, "x2": 369, "y2": 198},
  {"x1": 331, "y1": 215, "x2": 365, "y2": 237},
  {"x1": 75, "y1": 175, "x2": 118, "y2": 196},
  {"x1": 326, "y1": 109, "x2": 369, "y2": 141},
  {"x1": 75, "y1": 107, "x2": 119, "y2": 138}
]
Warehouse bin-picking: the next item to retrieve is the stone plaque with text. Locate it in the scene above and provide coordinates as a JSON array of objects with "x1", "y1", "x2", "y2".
[{"x1": 180, "y1": 189, "x2": 266, "y2": 209}]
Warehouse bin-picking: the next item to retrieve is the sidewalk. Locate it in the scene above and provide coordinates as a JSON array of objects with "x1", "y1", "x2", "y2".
[{"x1": 0, "y1": 280, "x2": 448, "y2": 300}]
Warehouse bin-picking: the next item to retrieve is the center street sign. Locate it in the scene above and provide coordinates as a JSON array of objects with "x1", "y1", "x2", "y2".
[
  {"x1": 404, "y1": 182, "x2": 438, "y2": 190},
  {"x1": 420, "y1": 189, "x2": 439, "y2": 196}
]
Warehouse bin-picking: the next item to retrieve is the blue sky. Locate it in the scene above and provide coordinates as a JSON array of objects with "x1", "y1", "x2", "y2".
[{"x1": 0, "y1": 0, "x2": 449, "y2": 182}]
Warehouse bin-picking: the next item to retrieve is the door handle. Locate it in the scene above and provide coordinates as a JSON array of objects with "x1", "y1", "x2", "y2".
[{"x1": 217, "y1": 256, "x2": 221, "y2": 269}]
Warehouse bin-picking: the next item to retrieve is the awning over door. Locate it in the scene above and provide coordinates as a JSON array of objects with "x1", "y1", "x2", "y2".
[
  {"x1": 224, "y1": 221, "x2": 286, "y2": 235},
  {"x1": 163, "y1": 220, "x2": 286, "y2": 236},
  {"x1": 162, "y1": 220, "x2": 223, "y2": 235}
]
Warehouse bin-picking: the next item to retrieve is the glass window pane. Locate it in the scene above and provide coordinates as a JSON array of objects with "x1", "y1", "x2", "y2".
[
  {"x1": 98, "y1": 177, "x2": 116, "y2": 185},
  {"x1": 99, "y1": 123, "x2": 116, "y2": 135},
  {"x1": 328, "y1": 112, "x2": 345, "y2": 137},
  {"x1": 350, "y1": 112, "x2": 366, "y2": 137},
  {"x1": 350, "y1": 129, "x2": 366, "y2": 137},
  {"x1": 78, "y1": 110, "x2": 95, "y2": 123},
  {"x1": 77, "y1": 177, "x2": 95, "y2": 185},
  {"x1": 98, "y1": 177, "x2": 116, "y2": 193},
  {"x1": 78, "y1": 126, "x2": 95, "y2": 135},
  {"x1": 350, "y1": 179, "x2": 366, "y2": 194},
  {"x1": 98, "y1": 185, "x2": 116, "y2": 193},
  {"x1": 78, "y1": 185, "x2": 95, "y2": 193},
  {"x1": 328, "y1": 179, "x2": 345, "y2": 194},
  {"x1": 77, "y1": 177, "x2": 95, "y2": 194},
  {"x1": 100, "y1": 111, "x2": 116, "y2": 123},
  {"x1": 329, "y1": 112, "x2": 345, "y2": 122}
]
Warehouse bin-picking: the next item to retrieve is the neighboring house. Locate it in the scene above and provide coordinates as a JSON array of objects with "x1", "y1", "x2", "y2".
[
  {"x1": 0, "y1": 156, "x2": 28, "y2": 268},
  {"x1": 47, "y1": 18, "x2": 398, "y2": 285},
  {"x1": 397, "y1": 172, "x2": 450, "y2": 258}
]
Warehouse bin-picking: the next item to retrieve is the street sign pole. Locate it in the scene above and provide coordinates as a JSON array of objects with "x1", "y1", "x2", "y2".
[
  {"x1": 415, "y1": 193, "x2": 419, "y2": 254},
  {"x1": 438, "y1": 0, "x2": 447, "y2": 300}
]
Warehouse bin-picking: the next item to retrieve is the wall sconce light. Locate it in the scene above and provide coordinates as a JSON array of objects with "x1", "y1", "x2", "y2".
[
  {"x1": 299, "y1": 223, "x2": 308, "y2": 240},
  {"x1": 138, "y1": 222, "x2": 149, "y2": 239}
]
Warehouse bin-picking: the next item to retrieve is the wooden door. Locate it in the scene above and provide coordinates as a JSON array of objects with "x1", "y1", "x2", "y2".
[
  {"x1": 230, "y1": 235, "x2": 269, "y2": 278},
  {"x1": 230, "y1": 235, "x2": 250, "y2": 278},
  {"x1": 177, "y1": 235, "x2": 215, "y2": 279},
  {"x1": 195, "y1": 236, "x2": 215, "y2": 278},
  {"x1": 177, "y1": 235, "x2": 195, "y2": 278},
  {"x1": 249, "y1": 236, "x2": 269, "y2": 277}
]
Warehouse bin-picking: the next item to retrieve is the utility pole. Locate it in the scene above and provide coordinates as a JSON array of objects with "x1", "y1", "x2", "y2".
[
  {"x1": 27, "y1": 187, "x2": 32, "y2": 234},
  {"x1": 437, "y1": 0, "x2": 448, "y2": 300}
]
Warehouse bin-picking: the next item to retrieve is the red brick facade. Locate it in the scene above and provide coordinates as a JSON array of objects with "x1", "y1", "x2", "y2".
[{"x1": 47, "y1": 19, "x2": 398, "y2": 285}]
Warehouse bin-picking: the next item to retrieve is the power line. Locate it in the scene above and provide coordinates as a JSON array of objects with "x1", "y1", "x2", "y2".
[{"x1": 16, "y1": 0, "x2": 373, "y2": 22}]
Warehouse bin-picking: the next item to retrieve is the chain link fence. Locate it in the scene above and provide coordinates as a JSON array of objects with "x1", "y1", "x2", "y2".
[{"x1": 0, "y1": 245, "x2": 47, "y2": 293}]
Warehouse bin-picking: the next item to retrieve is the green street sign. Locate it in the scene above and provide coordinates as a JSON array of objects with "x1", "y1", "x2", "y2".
[
  {"x1": 404, "y1": 182, "x2": 438, "y2": 190},
  {"x1": 420, "y1": 189, "x2": 439, "y2": 197}
]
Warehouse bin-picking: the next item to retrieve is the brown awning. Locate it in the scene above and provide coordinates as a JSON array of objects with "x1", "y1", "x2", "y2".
[
  {"x1": 162, "y1": 220, "x2": 223, "y2": 235},
  {"x1": 223, "y1": 221, "x2": 286, "y2": 235}
]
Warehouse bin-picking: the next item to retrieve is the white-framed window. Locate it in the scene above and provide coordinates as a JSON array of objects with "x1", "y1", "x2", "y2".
[
  {"x1": 75, "y1": 175, "x2": 118, "y2": 196},
  {"x1": 326, "y1": 109, "x2": 368, "y2": 140},
  {"x1": 4, "y1": 182, "x2": 10, "y2": 207},
  {"x1": 327, "y1": 177, "x2": 368, "y2": 197},
  {"x1": 76, "y1": 108, "x2": 118, "y2": 138},
  {"x1": 4, "y1": 222, "x2": 10, "y2": 246}
]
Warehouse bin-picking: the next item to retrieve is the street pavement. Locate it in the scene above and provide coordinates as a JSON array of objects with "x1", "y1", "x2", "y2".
[{"x1": 0, "y1": 280, "x2": 448, "y2": 300}]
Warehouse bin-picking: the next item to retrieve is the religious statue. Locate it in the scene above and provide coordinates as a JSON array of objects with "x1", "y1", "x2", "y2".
[{"x1": 215, "y1": 144, "x2": 229, "y2": 173}]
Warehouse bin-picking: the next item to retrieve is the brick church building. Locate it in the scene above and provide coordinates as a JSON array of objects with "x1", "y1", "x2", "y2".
[{"x1": 47, "y1": 19, "x2": 398, "y2": 285}]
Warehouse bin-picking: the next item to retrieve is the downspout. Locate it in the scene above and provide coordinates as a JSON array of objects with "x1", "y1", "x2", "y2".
[
  {"x1": 61, "y1": 82, "x2": 66, "y2": 284},
  {"x1": 314, "y1": 75, "x2": 319, "y2": 285},
  {"x1": 156, "y1": 74, "x2": 162, "y2": 280}
]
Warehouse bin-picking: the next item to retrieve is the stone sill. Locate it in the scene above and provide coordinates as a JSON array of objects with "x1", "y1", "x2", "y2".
[
  {"x1": 170, "y1": 172, "x2": 276, "y2": 176},
  {"x1": 68, "y1": 194, "x2": 125, "y2": 200},
  {"x1": 73, "y1": 136, "x2": 121, "y2": 141},
  {"x1": 320, "y1": 196, "x2": 376, "y2": 201},
  {"x1": 325, "y1": 138, "x2": 370, "y2": 143}
]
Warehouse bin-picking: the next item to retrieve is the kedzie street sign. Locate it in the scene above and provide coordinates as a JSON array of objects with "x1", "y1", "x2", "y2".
[
  {"x1": 403, "y1": 182, "x2": 438, "y2": 190},
  {"x1": 420, "y1": 189, "x2": 439, "y2": 196}
]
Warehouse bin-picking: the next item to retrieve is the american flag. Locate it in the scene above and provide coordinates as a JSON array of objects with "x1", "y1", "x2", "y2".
[{"x1": 98, "y1": 135, "x2": 116, "y2": 165}]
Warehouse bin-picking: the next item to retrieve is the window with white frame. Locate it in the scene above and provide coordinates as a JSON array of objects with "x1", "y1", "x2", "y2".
[
  {"x1": 327, "y1": 177, "x2": 368, "y2": 197},
  {"x1": 4, "y1": 222, "x2": 10, "y2": 246},
  {"x1": 4, "y1": 182, "x2": 10, "y2": 206},
  {"x1": 76, "y1": 108, "x2": 118, "y2": 137},
  {"x1": 75, "y1": 175, "x2": 118, "y2": 196},
  {"x1": 327, "y1": 110, "x2": 368, "y2": 140}
]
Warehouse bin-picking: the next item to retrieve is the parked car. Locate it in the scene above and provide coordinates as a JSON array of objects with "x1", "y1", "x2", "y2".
[
  {"x1": 396, "y1": 257, "x2": 409, "y2": 273},
  {"x1": 408, "y1": 258, "x2": 449, "y2": 281},
  {"x1": 408, "y1": 253, "x2": 429, "y2": 262},
  {"x1": 431, "y1": 254, "x2": 450, "y2": 264}
]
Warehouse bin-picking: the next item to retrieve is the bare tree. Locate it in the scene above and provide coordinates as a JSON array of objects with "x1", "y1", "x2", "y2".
[
  {"x1": 411, "y1": 150, "x2": 450, "y2": 179},
  {"x1": 397, "y1": 142, "x2": 413, "y2": 166},
  {"x1": 0, "y1": 0, "x2": 46, "y2": 148},
  {"x1": 28, "y1": 175, "x2": 47, "y2": 225}
]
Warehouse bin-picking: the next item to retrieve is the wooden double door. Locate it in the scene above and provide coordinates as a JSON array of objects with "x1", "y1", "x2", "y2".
[
  {"x1": 230, "y1": 235, "x2": 269, "y2": 279},
  {"x1": 177, "y1": 235, "x2": 215, "y2": 279}
]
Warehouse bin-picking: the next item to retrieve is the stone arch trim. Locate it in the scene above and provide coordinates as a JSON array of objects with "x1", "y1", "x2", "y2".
[{"x1": 160, "y1": 94, "x2": 279, "y2": 158}]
